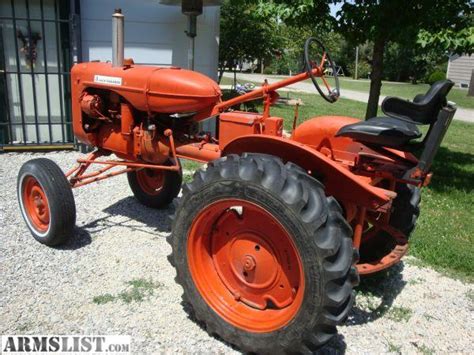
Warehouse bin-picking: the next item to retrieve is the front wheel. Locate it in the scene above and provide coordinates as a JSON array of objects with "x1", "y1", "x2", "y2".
[
  {"x1": 17, "y1": 158, "x2": 76, "y2": 246},
  {"x1": 168, "y1": 154, "x2": 358, "y2": 353},
  {"x1": 127, "y1": 164, "x2": 182, "y2": 209}
]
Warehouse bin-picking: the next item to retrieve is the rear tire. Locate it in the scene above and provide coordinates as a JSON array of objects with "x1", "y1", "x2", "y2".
[
  {"x1": 17, "y1": 158, "x2": 76, "y2": 246},
  {"x1": 127, "y1": 164, "x2": 182, "y2": 209},
  {"x1": 389, "y1": 183, "x2": 421, "y2": 237},
  {"x1": 359, "y1": 183, "x2": 421, "y2": 266},
  {"x1": 168, "y1": 154, "x2": 358, "y2": 353}
]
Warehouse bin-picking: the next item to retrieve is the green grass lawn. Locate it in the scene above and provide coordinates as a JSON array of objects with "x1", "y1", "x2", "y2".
[
  {"x1": 185, "y1": 90, "x2": 474, "y2": 281},
  {"x1": 334, "y1": 77, "x2": 473, "y2": 110},
  {"x1": 410, "y1": 120, "x2": 474, "y2": 281},
  {"x1": 219, "y1": 76, "x2": 236, "y2": 86},
  {"x1": 221, "y1": 75, "x2": 474, "y2": 109},
  {"x1": 267, "y1": 92, "x2": 367, "y2": 131}
]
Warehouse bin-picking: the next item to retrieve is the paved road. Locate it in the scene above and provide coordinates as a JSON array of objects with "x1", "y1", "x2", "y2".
[{"x1": 222, "y1": 72, "x2": 474, "y2": 123}]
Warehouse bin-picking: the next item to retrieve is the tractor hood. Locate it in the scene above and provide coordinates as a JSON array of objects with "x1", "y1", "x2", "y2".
[{"x1": 71, "y1": 62, "x2": 222, "y2": 115}]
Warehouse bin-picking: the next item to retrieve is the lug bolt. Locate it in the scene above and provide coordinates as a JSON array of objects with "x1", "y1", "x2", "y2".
[{"x1": 242, "y1": 255, "x2": 256, "y2": 271}]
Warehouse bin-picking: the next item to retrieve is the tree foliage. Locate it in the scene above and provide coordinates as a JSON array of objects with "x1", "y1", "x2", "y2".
[
  {"x1": 218, "y1": 0, "x2": 282, "y2": 76},
  {"x1": 265, "y1": 25, "x2": 345, "y2": 75},
  {"x1": 383, "y1": 41, "x2": 449, "y2": 83},
  {"x1": 256, "y1": 0, "x2": 333, "y2": 29},
  {"x1": 418, "y1": 26, "x2": 474, "y2": 55},
  {"x1": 218, "y1": 0, "x2": 334, "y2": 78},
  {"x1": 219, "y1": 0, "x2": 473, "y2": 117},
  {"x1": 334, "y1": 0, "x2": 472, "y2": 118},
  {"x1": 334, "y1": 0, "x2": 472, "y2": 46}
]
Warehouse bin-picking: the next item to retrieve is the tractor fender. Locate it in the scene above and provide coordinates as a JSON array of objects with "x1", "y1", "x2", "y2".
[{"x1": 222, "y1": 135, "x2": 394, "y2": 212}]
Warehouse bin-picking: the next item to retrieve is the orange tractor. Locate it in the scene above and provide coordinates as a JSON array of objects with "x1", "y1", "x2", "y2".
[{"x1": 17, "y1": 10, "x2": 456, "y2": 354}]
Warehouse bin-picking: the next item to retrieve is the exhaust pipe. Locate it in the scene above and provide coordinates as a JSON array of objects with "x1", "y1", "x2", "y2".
[{"x1": 112, "y1": 8, "x2": 124, "y2": 67}]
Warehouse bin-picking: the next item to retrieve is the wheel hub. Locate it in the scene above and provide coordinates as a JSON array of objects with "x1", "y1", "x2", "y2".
[
  {"x1": 32, "y1": 188, "x2": 47, "y2": 220},
  {"x1": 211, "y1": 219, "x2": 300, "y2": 309},
  {"x1": 136, "y1": 168, "x2": 164, "y2": 195},
  {"x1": 242, "y1": 255, "x2": 256, "y2": 272},
  {"x1": 225, "y1": 233, "x2": 280, "y2": 290},
  {"x1": 22, "y1": 176, "x2": 50, "y2": 232},
  {"x1": 187, "y1": 199, "x2": 304, "y2": 332}
]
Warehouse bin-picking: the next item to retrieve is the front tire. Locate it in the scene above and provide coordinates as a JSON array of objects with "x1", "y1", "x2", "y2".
[
  {"x1": 168, "y1": 154, "x2": 358, "y2": 353},
  {"x1": 127, "y1": 165, "x2": 182, "y2": 209},
  {"x1": 17, "y1": 158, "x2": 76, "y2": 246}
]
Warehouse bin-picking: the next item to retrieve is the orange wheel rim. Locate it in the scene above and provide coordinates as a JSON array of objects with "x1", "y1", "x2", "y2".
[
  {"x1": 22, "y1": 176, "x2": 50, "y2": 233},
  {"x1": 136, "y1": 169, "x2": 164, "y2": 195},
  {"x1": 187, "y1": 199, "x2": 305, "y2": 332}
]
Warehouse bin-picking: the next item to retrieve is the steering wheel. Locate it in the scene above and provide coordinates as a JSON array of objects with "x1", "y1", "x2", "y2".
[{"x1": 304, "y1": 37, "x2": 340, "y2": 103}]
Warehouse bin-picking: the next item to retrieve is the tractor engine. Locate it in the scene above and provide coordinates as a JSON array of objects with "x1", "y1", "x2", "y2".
[
  {"x1": 70, "y1": 62, "x2": 222, "y2": 163},
  {"x1": 70, "y1": 7, "x2": 222, "y2": 164}
]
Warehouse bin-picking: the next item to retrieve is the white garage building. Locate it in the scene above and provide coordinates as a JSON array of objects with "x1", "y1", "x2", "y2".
[
  {"x1": 447, "y1": 54, "x2": 474, "y2": 88},
  {"x1": 80, "y1": 0, "x2": 220, "y2": 80}
]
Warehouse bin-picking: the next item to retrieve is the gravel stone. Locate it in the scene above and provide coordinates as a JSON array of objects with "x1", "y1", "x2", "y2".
[{"x1": 1, "y1": 151, "x2": 472, "y2": 354}]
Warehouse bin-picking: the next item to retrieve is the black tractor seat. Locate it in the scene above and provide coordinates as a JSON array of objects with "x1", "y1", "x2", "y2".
[
  {"x1": 337, "y1": 116, "x2": 421, "y2": 147},
  {"x1": 336, "y1": 80, "x2": 454, "y2": 149}
]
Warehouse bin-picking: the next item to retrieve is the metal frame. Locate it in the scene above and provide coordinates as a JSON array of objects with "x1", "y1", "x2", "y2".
[
  {"x1": 0, "y1": 0, "x2": 76, "y2": 150},
  {"x1": 65, "y1": 129, "x2": 180, "y2": 188}
]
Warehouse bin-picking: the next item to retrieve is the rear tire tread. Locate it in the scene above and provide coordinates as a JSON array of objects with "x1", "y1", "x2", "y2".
[{"x1": 167, "y1": 153, "x2": 359, "y2": 353}]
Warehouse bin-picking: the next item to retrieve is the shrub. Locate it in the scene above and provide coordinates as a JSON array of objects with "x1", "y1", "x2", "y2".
[
  {"x1": 263, "y1": 66, "x2": 274, "y2": 75},
  {"x1": 347, "y1": 60, "x2": 371, "y2": 79},
  {"x1": 426, "y1": 70, "x2": 446, "y2": 85}
]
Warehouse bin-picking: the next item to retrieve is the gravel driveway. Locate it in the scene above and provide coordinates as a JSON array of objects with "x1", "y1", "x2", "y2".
[{"x1": 1, "y1": 151, "x2": 472, "y2": 354}]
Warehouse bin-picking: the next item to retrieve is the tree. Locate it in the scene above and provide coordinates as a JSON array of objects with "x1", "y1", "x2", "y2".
[
  {"x1": 418, "y1": 25, "x2": 474, "y2": 55},
  {"x1": 256, "y1": 0, "x2": 472, "y2": 119},
  {"x1": 266, "y1": 25, "x2": 344, "y2": 75},
  {"x1": 218, "y1": 0, "x2": 282, "y2": 82},
  {"x1": 383, "y1": 41, "x2": 447, "y2": 84},
  {"x1": 418, "y1": 16, "x2": 473, "y2": 96},
  {"x1": 334, "y1": 0, "x2": 472, "y2": 119}
]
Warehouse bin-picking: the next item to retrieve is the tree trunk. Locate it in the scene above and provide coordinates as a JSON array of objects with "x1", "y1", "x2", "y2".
[
  {"x1": 217, "y1": 66, "x2": 224, "y2": 84},
  {"x1": 468, "y1": 69, "x2": 474, "y2": 97},
  {"x1": 233, "y1": 66, "x2": 237, "y2": 88},
  {"x1": 366, "y1": 37, "x2": 386, "y2": 120}
]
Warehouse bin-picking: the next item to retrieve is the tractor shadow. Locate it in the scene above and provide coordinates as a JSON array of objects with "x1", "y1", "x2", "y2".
[
  {"x1": 347, "y1": 263, "x2": 407, "y2": 326},
  {"x1": 59, "y1": 196, "x2": 174, "y2": 250},
  {"x1": 55, "y1": 226, "x2": 92, "y2": 250},
  {"x1": 180, "y1": 299, "x2": 348, "y2": 354},
  {"x1": 427, "y1": 147, "x2": 474, "y2": 193},
  {"x1": 82, "y1": 196, "x2": 173, "y2": 236}
]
